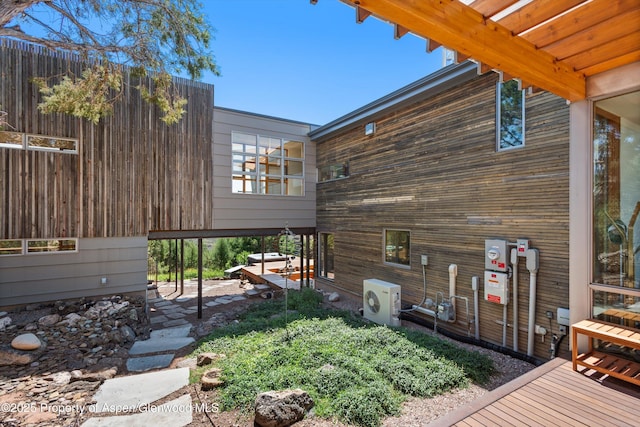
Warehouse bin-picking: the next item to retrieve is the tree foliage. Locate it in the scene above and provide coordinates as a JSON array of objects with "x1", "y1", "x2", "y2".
[{"x1": 0, "y1": 0, "x2": 219, "y2": 124}]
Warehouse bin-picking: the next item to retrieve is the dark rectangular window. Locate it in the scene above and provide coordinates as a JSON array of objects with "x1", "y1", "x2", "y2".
[
  {"x1": 497, "y1": 80, "x2": 525, "y2": 151},
  {"x1": 318, "y1": 233, "x2": 334, "y2": 280},
  {"x1": 384, "y1": 229, "x2": 410, "y2": 267}
]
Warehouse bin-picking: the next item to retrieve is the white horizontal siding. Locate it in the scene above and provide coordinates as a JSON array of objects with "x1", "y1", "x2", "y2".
[
  {"x1": 0, "y1": 237, "x2": 147, "y2": 307},
  {"x1": 212, "y1": 108, "x2": 316, "y2": 230}
]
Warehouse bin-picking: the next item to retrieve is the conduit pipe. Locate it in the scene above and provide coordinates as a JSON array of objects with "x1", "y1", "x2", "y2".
[
  {"x1": 502, "y1": 304, "x2": 508, "y2": 347},
  {"x1": 406, "y1": 264, "x2": 437, "y2": 318},
  {"x1": 472, "y1": 276, "x2": 480, "y2": 340},
  {"x1": 526, "y1": 249, "x2": 539, "y2": 357},
  {"x1": 510, "y1": 248, "x2": 519, "y2": 352},
  {"x1": 449, "y1": 264, "x2": 458, "y2": 309}
]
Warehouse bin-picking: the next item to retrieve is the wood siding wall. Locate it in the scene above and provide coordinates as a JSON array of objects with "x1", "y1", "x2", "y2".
[
  {"x1": 314, "y1": 73, "x2": 570, "y2": 360},
  {"x1": 0, "y1": 39, "x2": 214, "y2": 239}
]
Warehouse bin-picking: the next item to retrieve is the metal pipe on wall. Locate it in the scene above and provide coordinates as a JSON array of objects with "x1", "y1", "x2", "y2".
[
  {"x1": 472, "y1": 276, "x2": 480, "y2": 340},
  {"x1": 511, "y1": 248, "x2": 519, "y2": 352},
  {"x1": 526, "y1": 249, "x2": 539, "y2": 357},
  {"x1": 449, "y1": 264, "x2": 458, "y2": 309}
]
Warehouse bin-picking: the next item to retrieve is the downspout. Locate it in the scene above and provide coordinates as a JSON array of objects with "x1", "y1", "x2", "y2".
[
  {"x1": 472, "y1": 276, "x2": 480, "y2": 340},
  {"x1": 526, "y1": 249, "x2": 539, "y2": 357},
  {"x1": 449, "y1": 264, "x2": 458, "y2": 307},
  {"x1": 511, "y1": 248, "x2": 519, "y2": 352}
]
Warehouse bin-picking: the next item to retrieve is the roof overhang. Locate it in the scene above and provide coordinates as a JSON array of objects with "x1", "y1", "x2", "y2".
[{"x1": 329, "y1": 0, "x2": 640, "y2": 102}]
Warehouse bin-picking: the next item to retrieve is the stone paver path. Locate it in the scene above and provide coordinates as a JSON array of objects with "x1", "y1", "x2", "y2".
[{"x1": 81, "y1": 367, "x2": 191, "y2": 427}]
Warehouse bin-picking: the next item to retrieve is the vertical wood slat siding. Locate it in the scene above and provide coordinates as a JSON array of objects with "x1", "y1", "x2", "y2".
[
  {"x1": 314, "y1": 74, "x2": 570, "y2": 359},
  {"x1": 0, "y1": 39, "x2": 214, "y2": 239}
]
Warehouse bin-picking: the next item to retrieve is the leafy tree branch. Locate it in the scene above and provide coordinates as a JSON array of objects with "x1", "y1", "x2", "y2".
[{"x1": 1, "y1": 0, "x2": 219, "y2": 124}]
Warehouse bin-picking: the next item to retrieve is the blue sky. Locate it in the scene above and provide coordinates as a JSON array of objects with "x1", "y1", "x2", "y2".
[{"x1": 203, "y1": 1, "x2": 444, "y2": 125}]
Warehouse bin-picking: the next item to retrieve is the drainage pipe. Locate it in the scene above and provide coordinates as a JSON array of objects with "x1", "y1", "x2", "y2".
[
  {"x1": 449, "y1": 264, "x2": 458, "y2": 309},
  {"x1": 502, "y1": 304, "x2": 508, "y2": 347},
  {"x1": 526, "y1": 249, "x2": 539, "y2": 357},
  {"x1": 472, "y1": 276, "x2": 480, "y2": 340},
  {"x1": 511, "y1": 248, "x2": 519, "y2": 352}
]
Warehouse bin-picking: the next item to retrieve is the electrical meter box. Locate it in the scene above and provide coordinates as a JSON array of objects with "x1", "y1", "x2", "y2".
[
  {"x1": 485, "y1": 239, "x2": 509, "y2": 272},
  {"x1": 484, "y1": 271, "x2": 509, "y2": 304}
]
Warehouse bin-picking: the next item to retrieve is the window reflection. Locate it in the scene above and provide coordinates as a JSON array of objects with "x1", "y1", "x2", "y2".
[{"x1": 593, "y1": 91, "x2": 640, "y2": 289}]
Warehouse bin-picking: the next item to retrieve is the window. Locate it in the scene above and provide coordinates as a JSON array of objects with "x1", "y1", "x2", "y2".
[
  {"x1": 0, "y1": 239, "x2": 23, "y2": 255},
  {"x1": 318, "y1": 161, "x2": 350, "y2": 182},
  {"x1": 28, "y1": 135, "x2": 77, "y2": 153},
  {"x1": 0, "y1": 131, "x2": 77, "y2": 153},
  {"x1": 0, "y1": 131, "x2": 23, "y2": 149},
  {"x1": 384, "y1": 229, "x2": 410, "y2": 267},
  {"x1": 497, "y1": 80, "x2": 525, "y2": 150},
  {"x1": 590, "y1": 284, "x2": 640, "y2": 329},
  {"x1": 318, "y1": 233, "x2": 334, "y2": 280},
  {"x1": 232, "y1": 132, "x2": 304, "y2": 196},
  {"x1": 592, "y1": 90, "x2": 640, "y2": 289},
  {"x1": 26, "y1": 239, "x2": 77, "y2": 254}
]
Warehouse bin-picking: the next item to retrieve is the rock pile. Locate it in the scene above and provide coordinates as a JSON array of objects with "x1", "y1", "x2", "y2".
[
  {"x1": 0, "y1": 295, "x2": 148, "y2": 426},
  {"x1": 0, "y1": 295, "x2": 148, "y2": 373}
]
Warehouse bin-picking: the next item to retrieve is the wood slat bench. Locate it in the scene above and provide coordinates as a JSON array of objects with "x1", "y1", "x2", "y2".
[{"x1": 572, "y1": 319, "x2": 640, "y2": 386}]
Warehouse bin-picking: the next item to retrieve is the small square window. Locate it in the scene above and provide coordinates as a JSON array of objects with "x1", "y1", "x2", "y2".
[
  {"x1": 365, "y1": 122, "x2": 376, "y2": 136},
  {"x1": 384, "y1": 229, "x2": 410, "y2": 267}
]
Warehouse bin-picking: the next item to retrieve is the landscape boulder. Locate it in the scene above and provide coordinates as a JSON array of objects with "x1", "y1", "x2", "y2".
[
  {"x1": 200, "y1": 367, "x2": 224, "y2": 390},
  {"x1": 38, "y1": 314, "x2": 61, "y2": 327},
  {"x1": 328, "y1": 292, "x2": 340, "y2": 302},
  {"x1": 254, "y1": 389, "x2": 314, "y2": 427},
  {"x1": 0, "y1": 316, "x2": 11, "y2": 330},
  {"x1": 11, "y1": 333, "x2": 42, "y2": 350},
  {"x1": 196, "y1": 352, "x2": 226, "y2": 366}
]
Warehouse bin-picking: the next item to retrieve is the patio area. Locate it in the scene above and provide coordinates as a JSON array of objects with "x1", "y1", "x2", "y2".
[{"x1": 429, "y1": 357, "x2": 640, "y2": 426}]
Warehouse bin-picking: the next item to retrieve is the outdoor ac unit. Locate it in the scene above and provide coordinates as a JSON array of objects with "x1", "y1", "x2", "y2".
[{"x1": 363, "y1": 279, "x2": 401, "y2": 327}]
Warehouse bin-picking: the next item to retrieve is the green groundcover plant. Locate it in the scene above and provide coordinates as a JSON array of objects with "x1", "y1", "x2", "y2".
[{"x1": 192, "y1": 288, "x2": 494, "y2": 427}]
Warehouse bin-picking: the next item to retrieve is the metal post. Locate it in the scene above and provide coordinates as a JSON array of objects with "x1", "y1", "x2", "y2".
[
  {"x1": 198, "y1": 238, "x2": 203, "y2": 319},
  {"x1": 306, "y1": 233, "x2": 311, "y2": 287},
  {"x1": 299, "y1": 235, "x2": 304, "y2": 286},
  {"x1": 174, "y1": 239, "x2": 178, "y2": 292},
  {"x1": 180, "y1": 238, "x2": 185, "y2": 295},
  {"x1": 261, "y1": 236, "x2": 266, "y2": 275}
]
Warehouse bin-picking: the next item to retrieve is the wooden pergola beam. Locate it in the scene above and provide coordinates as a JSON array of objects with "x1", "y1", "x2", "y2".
[
  {"x1": 355, "y1": 5, "x2": 371, "y2": 24},
  {"x1": 394, "y1": 23, "x2": 409, "y2": 40},
  {"x1": 341, "y1": 0, "x2": 586, "y2": 101}
]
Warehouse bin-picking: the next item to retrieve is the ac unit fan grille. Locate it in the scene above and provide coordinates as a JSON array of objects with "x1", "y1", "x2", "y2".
[{"x1": 365, "y1": 290, "x2": 380, "y2": 313}]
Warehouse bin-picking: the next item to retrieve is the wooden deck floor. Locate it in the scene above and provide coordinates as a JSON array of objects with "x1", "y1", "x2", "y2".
[{"x1": 429, "y1": 357, "x2": 640, "y2": 427}]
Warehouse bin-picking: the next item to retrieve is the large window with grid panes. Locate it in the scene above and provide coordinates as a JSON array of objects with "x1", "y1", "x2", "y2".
[{"x1": 232, "y1": 132, "x2": 304, "y2": 196}]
